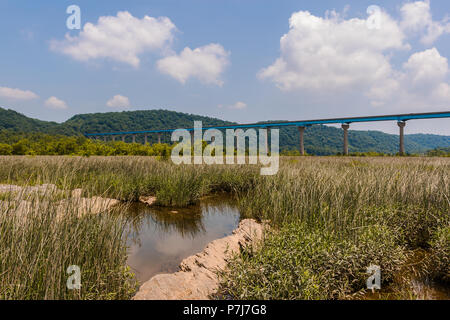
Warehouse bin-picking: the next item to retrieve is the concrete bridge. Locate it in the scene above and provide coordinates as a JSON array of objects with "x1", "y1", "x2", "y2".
[{"x1": 85, "y1": 111, "x2": 450, "y2": 155}]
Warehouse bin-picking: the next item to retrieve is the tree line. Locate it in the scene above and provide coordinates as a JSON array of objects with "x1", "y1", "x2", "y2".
[{"x1": 0, "y1": 133, "x2": 448, "y2": 157}]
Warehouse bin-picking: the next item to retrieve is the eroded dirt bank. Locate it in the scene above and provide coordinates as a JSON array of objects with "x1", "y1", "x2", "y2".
[
  {"x1": 0, "y1": 184, "x2": 120, "y2": 219},
  {"x1": 133, "y1": 219, "x2": 264, "y2": 300}
]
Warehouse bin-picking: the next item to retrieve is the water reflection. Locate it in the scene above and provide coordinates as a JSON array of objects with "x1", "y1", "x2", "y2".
[{"x1": 122, "y1": 195, "x2": 240, "y2": 283}]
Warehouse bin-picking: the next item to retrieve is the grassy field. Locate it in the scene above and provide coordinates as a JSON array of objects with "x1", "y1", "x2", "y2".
[{"x1": 0, "y1": 156, "x2": 448, "y2": 299}]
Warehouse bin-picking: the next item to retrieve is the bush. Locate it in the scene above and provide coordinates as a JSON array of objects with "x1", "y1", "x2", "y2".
[{"x1": 0, "y1": 143, "x2": 13, "y2": 155}]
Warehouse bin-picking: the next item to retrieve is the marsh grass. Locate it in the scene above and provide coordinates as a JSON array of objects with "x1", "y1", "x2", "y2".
[
  {"x1": 220, "y1": 157, "x2": 449, "y2": 299},
  {"x1": 0, "y1": 156, "x2": 448, "y2": 300},
  {"x1": 218, "y1": 222, "x2": 406, "y2": 299},
  {"x1": 429, "y1": 225, "x2": 450, "y2": 283},
  {"x1": 0, "y1": 156, "x2": 260, "y2": 206},
  {"x1": 0, "y1": 179, "x2": 137, "y2": 299}
]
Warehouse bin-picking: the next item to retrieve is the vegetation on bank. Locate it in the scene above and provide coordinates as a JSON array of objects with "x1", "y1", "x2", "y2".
[
  {"x1": 426, "y1": 147, "x2": 450, "y2": 157},
  {"x1": 219, "y1": 157, "x2": 449, "y2": 299},
  {"x1": 0, "y1": 156, "x2": 448, "y2": 299},
  {"x1": 0, "y1": 135, "x2": 173, "y2": 157},
  {"x1": 0, "y1": 133, "x2": 449, "y2": 157},
  {"x1": 0, "y1": 183, "x2": 137, "y2": 300},
  {"x1": 1, "y1": 106, "x2": 449, "y2": 154}
]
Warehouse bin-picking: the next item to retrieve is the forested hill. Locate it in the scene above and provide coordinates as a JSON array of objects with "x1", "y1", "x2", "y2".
[
  {"x1": 0, "y1": 107, "x2": 75, "y2": 135},
  {"x1": 64, "y1": 109, "x2": 232, "y2": 133},
  {"x1": 1, "y1": 107, "x2": 449, "y2": 155}
]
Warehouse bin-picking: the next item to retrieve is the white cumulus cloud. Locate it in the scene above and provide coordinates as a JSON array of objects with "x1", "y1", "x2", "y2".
[
  {"x1": 403, "y1": 47, "x2": 448, "y2": 86},
  {"x1": 50, "y1": 11, "x2": 176, "y2": 67},
  {"x1": 106, "y1": 95, "x2": 131, "y2": 108},
  {"x1": 0, "y1": 86, "x2": 39, "y2": 100},
  {"x1": 157, "y1": 43, "x2": 230, "y2": 85},
  {"x1": 259, "y1": 5, "x2": 450, "y2": 111},
  {"x1": 258, "y1": 10, "x2": 407, "y2": 92},
  {"x1": 400, "y1": 0, "x2": 450, "y2": 45},
  {"x1": 45, "y1": 96, "x2": 68, "y2": 109},
  {"x1": 368, "y1": 47, "x2": 450, "y2": 109}
]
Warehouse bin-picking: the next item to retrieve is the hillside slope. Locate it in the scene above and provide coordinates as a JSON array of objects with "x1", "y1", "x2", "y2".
[
  {"x1": 0, "y1": 107, "x2": 449, "y2": 154},
  {"x1": 64, "y1": 109, "x2": 232, "y2": 133},
  {"x1": 0, "y1": 107, "x2": 76, "y2": 135}
]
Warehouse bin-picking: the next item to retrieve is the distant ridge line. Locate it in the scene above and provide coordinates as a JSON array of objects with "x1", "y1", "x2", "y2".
[{"x1": 85, "y1": 111, "x2": 450, "y2": 136}]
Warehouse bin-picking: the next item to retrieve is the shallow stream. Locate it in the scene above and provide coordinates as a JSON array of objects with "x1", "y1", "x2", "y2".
[{"x1": 123, "y1": 195, "x2": 240, "y2": 283}]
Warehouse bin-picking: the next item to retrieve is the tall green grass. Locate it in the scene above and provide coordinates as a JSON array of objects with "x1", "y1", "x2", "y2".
[
  {"x1": 0, "y1": 156, "x2": 260, "y2": 206},
  {"x1": 0, "y1": 185, "x2": 136, "y2": 299},
  {"x1": 220, "y1": 157, "x2": 449, "y2": 299},
  {"x1": 0, "y1": 156, "x2": 448, "y2": 300}
]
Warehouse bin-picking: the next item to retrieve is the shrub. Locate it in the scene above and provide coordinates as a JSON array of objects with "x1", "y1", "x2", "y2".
[{"x1": 0, "y1": 143, "x2": 12, "y2": 155}]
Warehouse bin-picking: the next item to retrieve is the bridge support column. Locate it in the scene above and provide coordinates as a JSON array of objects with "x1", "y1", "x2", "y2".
[
  {"x1": 157, "y1": 132, "x2": 161, "y2": 144},
  {"x1": 342, "y1": 123, "x2": 350, "y2": 155},
  {"x1": 132, "y1": 134, "x2": 136, "y2": 143},
  {"x1": 103, "y1": 136, "x2": 107, "y2": 142},
  {"x1": 265, "y1": 128, "x2": 270, "y2": 153},
  {"x1": 121, "y1": 135, "x2": 126, "y2": 142},
  {"x1": 298, "y1": 126, "x2": 305, "y2": 155},
  {"x1": 144, "y1": 134, "x2": 148, "y2": 145},
  {"x1": 112, "y1": 136, "x2": 116, "y2": 142},
  {"x1": 398, "y1": 121, "x2": 406, "y2": 155}
]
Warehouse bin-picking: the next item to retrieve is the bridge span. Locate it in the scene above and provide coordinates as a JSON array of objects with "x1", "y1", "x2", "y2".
[{"x1": 85, "y1": 111, "x2": 450, "y2": 155}]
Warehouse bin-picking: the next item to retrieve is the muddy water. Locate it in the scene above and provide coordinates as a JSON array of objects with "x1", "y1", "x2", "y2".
[{"x1": 123, "y1": 195, "x2": 240, "y2": 283}]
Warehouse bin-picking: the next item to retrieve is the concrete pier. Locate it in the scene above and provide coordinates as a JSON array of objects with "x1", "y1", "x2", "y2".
[
  {"x1": 398, "y1": 121, "x2": 406, "y2": 155},
  {"x1": 157, "y1": 132, "x2": 161, "y2": 144},
  {"x1": 132, "y1": 134, "x2": 136, "y2": 143},
  {"x1": 144, "y1": 134, "x2": 148, "y2": 145},
  {"x1": 298, "y1": 126, "x2": 305, "y2": 155},
  {"x1": 342, "y1": 123, "x2": 350, "y2": 155},
  {"x1": 121, "y1": 135, "x2": 126, "y2": 142},
  {"x1": 264, "y1": 128, "x2": 270, "y2": 153}
]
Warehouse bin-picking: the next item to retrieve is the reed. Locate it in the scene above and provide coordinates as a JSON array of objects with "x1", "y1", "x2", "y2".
[
  {"x1": 220, "y1": 157, "x2": 450, "y2": 299},
  {"x1": 0, "y1": 156, "x2": 448, "y2": 299},
  {"x1": 0, "y1": 184, "x2": 136, "y2": 300}
]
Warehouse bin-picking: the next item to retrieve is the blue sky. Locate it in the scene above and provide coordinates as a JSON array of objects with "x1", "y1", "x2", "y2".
[{"x1": 0, "y1": 0, "x2": 449, "y2": 134}]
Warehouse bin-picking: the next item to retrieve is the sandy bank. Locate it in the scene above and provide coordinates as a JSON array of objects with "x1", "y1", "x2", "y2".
[{"x1": 133, "y1": 219, "x2": 264, "y2": 300}]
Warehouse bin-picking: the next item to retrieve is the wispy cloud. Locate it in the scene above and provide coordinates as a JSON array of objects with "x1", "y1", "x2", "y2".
[
  {"x1": 218, "y1": 101, "x2": 247, "y2": 110},
  {"x1": 0, "y1": 86, "x2": 39, "y2": 100}
]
